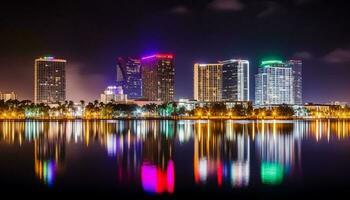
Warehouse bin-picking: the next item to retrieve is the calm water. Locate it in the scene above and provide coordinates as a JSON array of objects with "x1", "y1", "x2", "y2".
[{"x1": 1, "y1": 119, "x2": 350, "y2": 198}]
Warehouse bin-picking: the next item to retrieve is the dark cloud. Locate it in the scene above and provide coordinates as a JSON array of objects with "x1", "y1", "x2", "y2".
[
  {"x1": 257, "y1": 1, "x2": 285, "y2": 18},
  {"x1": 292, "y1": 51, "x2": 313, "y2": 60},
  {"x1": 294, "y1": 0, "x2": 315, "y2": 5},
  {"x1": 209, "y1": 0, "x2": 244, "y2": 11},
  {"x1": 324, "y1": 48, "x2": 350, "y2": 64},
  {"x1": 170, "y1": 6, "x2": 191, "y2": 15}
]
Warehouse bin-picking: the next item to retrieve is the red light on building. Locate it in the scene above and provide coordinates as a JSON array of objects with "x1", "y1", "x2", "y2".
[{"x1": 156, "y1": 54, "x2": 173, "y2": 59}]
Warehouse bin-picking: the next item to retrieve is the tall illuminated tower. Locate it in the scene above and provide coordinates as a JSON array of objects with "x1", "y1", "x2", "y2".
[
  {"x1": 193, "y1": 63, "x2": 223, "y2": 102},
  {"x1": 286, "y1": 60, "x2": 302, "y2": 105},
  {"x1": 221, "y1": 59, "x2": 249, "y2": 101},
  {"x1": 116, "y1": 57, "x2": 142, "y2": 99},
  {"x1": 255, "y1": 60, "x2": 293, "y2": 106},
  {"x1": 141, "y1": 54, "x2": 175, "y2": 102},
  {"x1": 34, "y1": 56, "x2": 66, "y2": 104}
]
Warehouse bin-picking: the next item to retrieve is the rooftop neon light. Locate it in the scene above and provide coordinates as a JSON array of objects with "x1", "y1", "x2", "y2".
[
  {"x1": 36, "y1": 57, "x2": 66, "y2": 62},
  {"x1": 43, "y1": 56, "x2": 55, "y2": 60},
  {"x1": 141, "y1": 54, "x2": 174, "y2": 60},
  {"x1": 261, "y1": 60, "x2": 283, "y2": 66}
]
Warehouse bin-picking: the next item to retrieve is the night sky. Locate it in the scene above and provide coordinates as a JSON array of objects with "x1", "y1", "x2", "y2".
[{"x1": 0, "y1": 0, "x2": 350, "y2": 103}]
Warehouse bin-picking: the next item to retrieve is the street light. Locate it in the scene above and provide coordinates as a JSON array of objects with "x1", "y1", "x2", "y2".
[
  {"x1": 197, "y1": 111, "x2": 202, "y2": 119},
  {"x1": 273, "y1": 111, "x2": 277, "y2": 119}
]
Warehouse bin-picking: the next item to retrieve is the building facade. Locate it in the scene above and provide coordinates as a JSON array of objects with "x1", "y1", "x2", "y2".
[
  {"x1": 194, "y1": 63, "x2": 223, "y2": 102},
  {"x1": 34, "y1": 57, "x2": 66, "y2": 104},
  {"x1": 286, "y1": 60, "x2": 302, "y2": 105},
  {"x1": 116, "y1": 57, "x2": 142, "y2": 99},
  {"x1": 255, "y1": 60, "x2": 293, "y2": 106},
  {"x1": 100, "y1": 86, "x2": 127, "y2": 104},
  {"x1": 221, "y1": 59, "x2": 249, "y2": 101},
  {"x1": 141, "y1": 54, "x2": 175, "y2": 102},
  {"x1": 0, "y1": 92, "x2": 17, "y2": 101}
]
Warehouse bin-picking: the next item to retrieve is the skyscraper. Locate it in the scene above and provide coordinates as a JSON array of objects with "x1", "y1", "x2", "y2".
[
  {"x1": 116, "y1": 57, "x2": 142, "y2": 99},
  {"x1": 255, "y1": 60, "x2": 293, "y2": 106},
  {"x1": 221, "y1": 59, "x2": 249, "y2": 101},
  {"x1": 141, "y1": 54, "x2": 175, "y2": 102},
  {"x1": 287, "y1": 60, "x2": 302, "y2": 105},
  {"x1": 194, "y1": 63, "x2": 223, "y2": 102},
  {"x1": 34, "y1": 57, "x2": 66, "y2": 104}
]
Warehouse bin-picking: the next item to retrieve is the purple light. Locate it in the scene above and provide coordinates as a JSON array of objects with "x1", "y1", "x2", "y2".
[
  {"x1": 141, "y1": 160, "x2": 175, "y2": 194},
  {"x1": 47, "y1": 161, "x2": 56, "y2": 186},
  {"x1": 141, "y1": 54, "x2": 174, "y2": 60},
  {"x1": 141, "y1": 55, "x2": 157, "y2": 60}
]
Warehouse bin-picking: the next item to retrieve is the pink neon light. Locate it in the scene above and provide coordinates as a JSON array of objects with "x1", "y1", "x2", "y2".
[
  {"x1": 167, "y1": 160, "x2": 175, "y2": 193},
  {"x1": 141, "y1": 54, "x2": 174, "y2": 60},
  {"x1": 141, "y1": 164, "x2": 158, "y2": 193}
]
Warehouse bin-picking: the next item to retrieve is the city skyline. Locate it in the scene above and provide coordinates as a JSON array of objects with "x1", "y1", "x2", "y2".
[
  {"x1": 1, "y1": 0, "x2": 350, "y2": 103},
  {"x1": 1, "y1": 1, "x2": 350, "y2": 198},
  {"x1": 0, "y1": 54, "x2": 335, "y2": 104}
]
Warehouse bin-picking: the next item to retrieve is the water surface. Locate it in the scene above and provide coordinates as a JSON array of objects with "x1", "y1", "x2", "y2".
[{"x1": 0, "y1": 119, "x2": 350, "y2": 198}]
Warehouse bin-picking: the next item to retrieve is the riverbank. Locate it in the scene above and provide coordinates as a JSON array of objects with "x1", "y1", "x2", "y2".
[{"x1": 1, "y1": 116, "x2": 350, "y2": 121}]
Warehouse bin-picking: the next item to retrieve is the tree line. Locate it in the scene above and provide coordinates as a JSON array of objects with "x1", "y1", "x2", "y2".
[{"x1": 1, "y1": 99, "x2": 349, "y2": 119}]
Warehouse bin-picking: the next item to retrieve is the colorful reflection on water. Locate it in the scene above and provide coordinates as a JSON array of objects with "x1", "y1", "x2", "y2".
[{"x1": 0, "y1": 119, "x2": 350, "y2": 195}]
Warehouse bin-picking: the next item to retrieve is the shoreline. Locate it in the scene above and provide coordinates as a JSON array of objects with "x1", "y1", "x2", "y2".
[{"x1": 0, "y1": 116, "x2": 349, "y2": 122}]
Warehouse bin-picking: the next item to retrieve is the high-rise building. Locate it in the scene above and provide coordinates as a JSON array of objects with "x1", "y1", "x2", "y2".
[
  {"x1": 286, "y1": 60, "x2": 302, "y2": 105},
  {"x1": 116, "y1": 57, "x2": 142, "y2": 99},
  {"x1": 255, "y1": 60, "x2": 293, "y2": 106},
  {"x1": 221, "y1": 59, "x2": 249, "y2": 101},
  {"x1": 141, "y1": 54, "x2": 175, "y2": 102},
  {"x1": 34, "y1": 57, "x2": 66, "y2": 104},
  {"x1": 194, "y1": 63, "x2": 223, "y2": 102},
  {"x1": 0, "y1": 92, "x2": 17, "y2": 101}
]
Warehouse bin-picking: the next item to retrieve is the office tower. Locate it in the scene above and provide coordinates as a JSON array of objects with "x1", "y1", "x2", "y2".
[
  {"x1": 141, "y1": 54, "x2": 175, "y2": 102},
  {"x1": 34, "y1": 56, "x2": 66, "y2": 104},
  {"x1": 255, "y1": 60, "x2": 293, "y2": 106},
  {"x1": 0, "y1": 92, "x2": 17, "y2": 101},
  {"x1": 221, "y1": 59, "x2": 249, "y2": 101},
  {"x1": 194, "y1": 63, "x2": 223, "y2": 102},
  {"x1": 116, "y1": 57, "x2": 142, "y2": 99},
  {"x1": 100, "y1": 86, "x2": 127, "y2": 104},
  {"x1": 286, "y1": 60, "x2": 302, "y2": 105}
]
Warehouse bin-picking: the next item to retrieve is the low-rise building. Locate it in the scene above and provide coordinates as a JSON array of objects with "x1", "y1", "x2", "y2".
[
  {"x1": 177, "y1": 99, "x2": 252, "y2": 111},
  {"x1": 303, "y1": 103, "x2": 332, "y2": 113},
  {"x1": 0, "y1": 92, "x2": 17, "y2": 101},
  {"x1": 100, "y1": 86, "x2": 128, "y2": 104},
  {"x1": 128, "y1": 99, "x2": 163, "y2": 107},
  {"x1": 329, "y1": 101, "x2": 348, "y2": 108}
]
